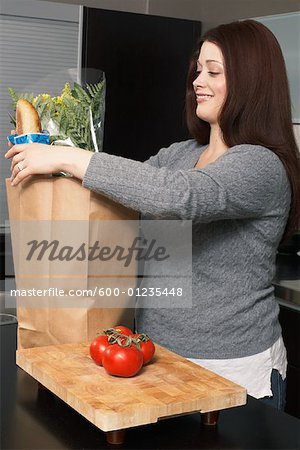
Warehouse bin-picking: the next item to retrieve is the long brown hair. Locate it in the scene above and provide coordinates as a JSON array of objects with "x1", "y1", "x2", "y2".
[{"x1": 186, "y1": 19, "x2": 300, "y2": 240}]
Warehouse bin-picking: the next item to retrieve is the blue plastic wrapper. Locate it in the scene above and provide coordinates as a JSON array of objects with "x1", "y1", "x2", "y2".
[{"x1": 7, "y1": 131, "x2": 50, "y2": 145}]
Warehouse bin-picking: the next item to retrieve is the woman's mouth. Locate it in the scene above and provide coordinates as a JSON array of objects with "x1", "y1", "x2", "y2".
[{"x1": 196, "y1": 94, "x2": 214, "y2": 103}]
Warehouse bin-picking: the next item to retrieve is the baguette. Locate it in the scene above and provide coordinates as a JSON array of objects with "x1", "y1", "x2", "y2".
[{"x1": 16, "y1": 99, "x2": 42, "y2": 135}]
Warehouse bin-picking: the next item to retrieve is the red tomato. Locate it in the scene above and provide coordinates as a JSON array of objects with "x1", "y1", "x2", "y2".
[
  {"x1": 131, "y1": 334, "x2": 155, "y2": 365},
  {"x1": 89, "y1": 335, "x2": 109, "y2": 366},
  {"x1": 102, "y1": 343, "x2": 143, "y2": 377},
  {"x1": 113, "y1": 325, "x2": 133, "y2": 336}
]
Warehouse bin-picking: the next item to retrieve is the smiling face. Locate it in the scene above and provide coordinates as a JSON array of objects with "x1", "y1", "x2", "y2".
[{"x1": 193, "y1": 41, "x2": 227, "y2": 125}]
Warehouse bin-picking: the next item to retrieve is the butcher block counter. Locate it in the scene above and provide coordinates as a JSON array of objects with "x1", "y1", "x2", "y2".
[
  {"x1": 1, "y1": 341, "x2": 300, "y2": 449},
  {"x1": 15, "y1": 342, "x2": 246, "y2": 443}
]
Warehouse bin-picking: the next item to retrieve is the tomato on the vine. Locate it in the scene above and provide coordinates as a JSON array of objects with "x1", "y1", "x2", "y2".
[
  {"x1": 102, "y1": 343, "x2": 143, "y2": 377},
  {"x1": 113, "y1": 325, "x2": 133, "y2": 336},
  {"x1": 132, "y1": 333, "x2": 155, "y2": 365},
  {"x1": 89, "y1": 335, "x2": 109, "y2": 366}
]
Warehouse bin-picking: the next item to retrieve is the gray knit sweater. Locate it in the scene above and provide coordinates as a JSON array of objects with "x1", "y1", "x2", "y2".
[{"x1": 83, "y1": 140, "x2": 291, "y2": 359}]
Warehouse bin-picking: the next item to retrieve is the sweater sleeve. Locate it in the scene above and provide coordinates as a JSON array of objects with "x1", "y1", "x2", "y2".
[
  {"x1": 142, "y1": 139, "x2": 197, "y2": 168},
  {"x1": 82, "y1": 144, "x2": 288, "y2": 222}
]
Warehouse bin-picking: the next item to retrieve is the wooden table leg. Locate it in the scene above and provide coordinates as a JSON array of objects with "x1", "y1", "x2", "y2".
[
  {"x1": 201, "y1": 411, "x2": 220, "y2": 426},
  {"x1": 106, "y1": 429, "x2": 126, "y2": 445}
]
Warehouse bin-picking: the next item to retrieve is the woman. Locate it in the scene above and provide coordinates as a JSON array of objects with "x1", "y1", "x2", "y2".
[{"x1": 6, "y1": 20, "x2": 300, "y2": 409}]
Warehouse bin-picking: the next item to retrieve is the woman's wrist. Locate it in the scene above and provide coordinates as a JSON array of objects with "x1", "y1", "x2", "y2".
[{"x1": 61, "y1": 147, "x2": 94, "y2": 180}]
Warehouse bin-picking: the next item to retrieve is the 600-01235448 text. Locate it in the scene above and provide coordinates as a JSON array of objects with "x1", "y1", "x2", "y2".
[{"x1": 10, "y1": 287, "x2": 184, "y2": 298}]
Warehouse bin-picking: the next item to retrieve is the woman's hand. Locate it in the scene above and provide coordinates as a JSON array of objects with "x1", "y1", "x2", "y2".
[
  {"x1": 6, "y1": 143, "x2": 66, "y2": 183},
  {"x1": 5, "y1": 143, "x2": 93, "y2": 186}
]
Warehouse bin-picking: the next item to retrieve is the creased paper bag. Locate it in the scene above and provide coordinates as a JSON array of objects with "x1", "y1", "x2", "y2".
[{"x1": 6, "y1": 175, "x2": 138, "y2": 349}]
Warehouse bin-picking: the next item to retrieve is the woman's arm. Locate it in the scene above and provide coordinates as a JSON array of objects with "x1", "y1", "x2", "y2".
[
  {"x1": 5, "y1": 139, "x2": 190, "y2": 184},
  {"x1": 81, "y1": 145, "x2": 288, "y2": 221},
  {"x1": 5, "y1": 143, "x2": 93, "y2": 184},
  {"x1": 5, "y1": 142, "x2": 288, "y2": 222}
]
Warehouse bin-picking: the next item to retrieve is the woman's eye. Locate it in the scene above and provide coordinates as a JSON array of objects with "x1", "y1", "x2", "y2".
[{"x1": 195, "y1": 69, "x2": 219, "y2": 77}]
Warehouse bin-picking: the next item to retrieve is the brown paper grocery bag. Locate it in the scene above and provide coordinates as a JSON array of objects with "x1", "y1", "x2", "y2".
[{"x1": 6, "y1": 175, "x2": 138, "y2": 349}]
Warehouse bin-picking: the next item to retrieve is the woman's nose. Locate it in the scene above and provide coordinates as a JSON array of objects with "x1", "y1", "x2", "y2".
[{"x1": 193, "y1": 72, "x2": 205, "y2": 88}]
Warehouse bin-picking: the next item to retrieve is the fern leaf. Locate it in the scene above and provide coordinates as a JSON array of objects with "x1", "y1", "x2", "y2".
[
  {"x1": 8, "y1": 88, "x2": 19, "y2": 106},
  {"x1": 72, "y1": 82, "x2": 91, "y2": 106},
  {"x1": 85, "y1": 84, "x2": 95, "y2": 98}
]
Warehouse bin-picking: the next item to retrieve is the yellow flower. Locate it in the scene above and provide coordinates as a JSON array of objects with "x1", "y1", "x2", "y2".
[
  {"x1": 52, "y1": 96, "x2": 63, "y2": 106},
  {"x1": 32, "y1": 93, "x2": 50, "y2": 105},
  {"x1": 61, "y1": 82, "x2": 72, "y2": 98},
  {"x1": 41, "y1": 94, "x2": 51, "y2": 101}
]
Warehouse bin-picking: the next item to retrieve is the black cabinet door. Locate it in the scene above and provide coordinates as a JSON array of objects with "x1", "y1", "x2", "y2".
[
  {"x1": 279, "y1": 305, "x2": 300, "y2": 418},
  {"x1": 279, "y1": 306, "x2": 300, "y2": 368},
  {"x1": 285, "y1": 364, "x2": 300, "y2": 419},
  {"x1": 81, "y1": 8, "x2": 201, "y2": 161}
]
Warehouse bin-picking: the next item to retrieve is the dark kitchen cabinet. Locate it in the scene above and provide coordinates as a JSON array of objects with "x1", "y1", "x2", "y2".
[
  {"x1": 279, "y1": 305, "x2": 300, "y2": 418},
  {"x1": 81, "y1": 8, "x2": 201, "y2": 161},
  {"x1": 0, "y1": 229, "x2": 4, "y2": 287}
]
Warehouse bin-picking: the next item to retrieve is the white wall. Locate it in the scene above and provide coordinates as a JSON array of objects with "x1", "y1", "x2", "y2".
[
  {"x1": 294, "y1": 125, "x2": 300, "y2": 151},
  {"x1": 33, "y1": 0, "x2": 148, "y2": 14},
  {"x1": 35, "y1": 0, "x2": 300, "y2": 30},
  {"x1": 0, "y1": 0, "x2": 79, "y2": 21},
  {"x1": 2, "y1": 0, "x2": 300, "y2": 149}
]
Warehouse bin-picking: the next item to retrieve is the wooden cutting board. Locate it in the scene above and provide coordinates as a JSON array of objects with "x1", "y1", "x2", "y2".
[{"x1": 16, "y1": 342, "x2": 247, "y2": 432}]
